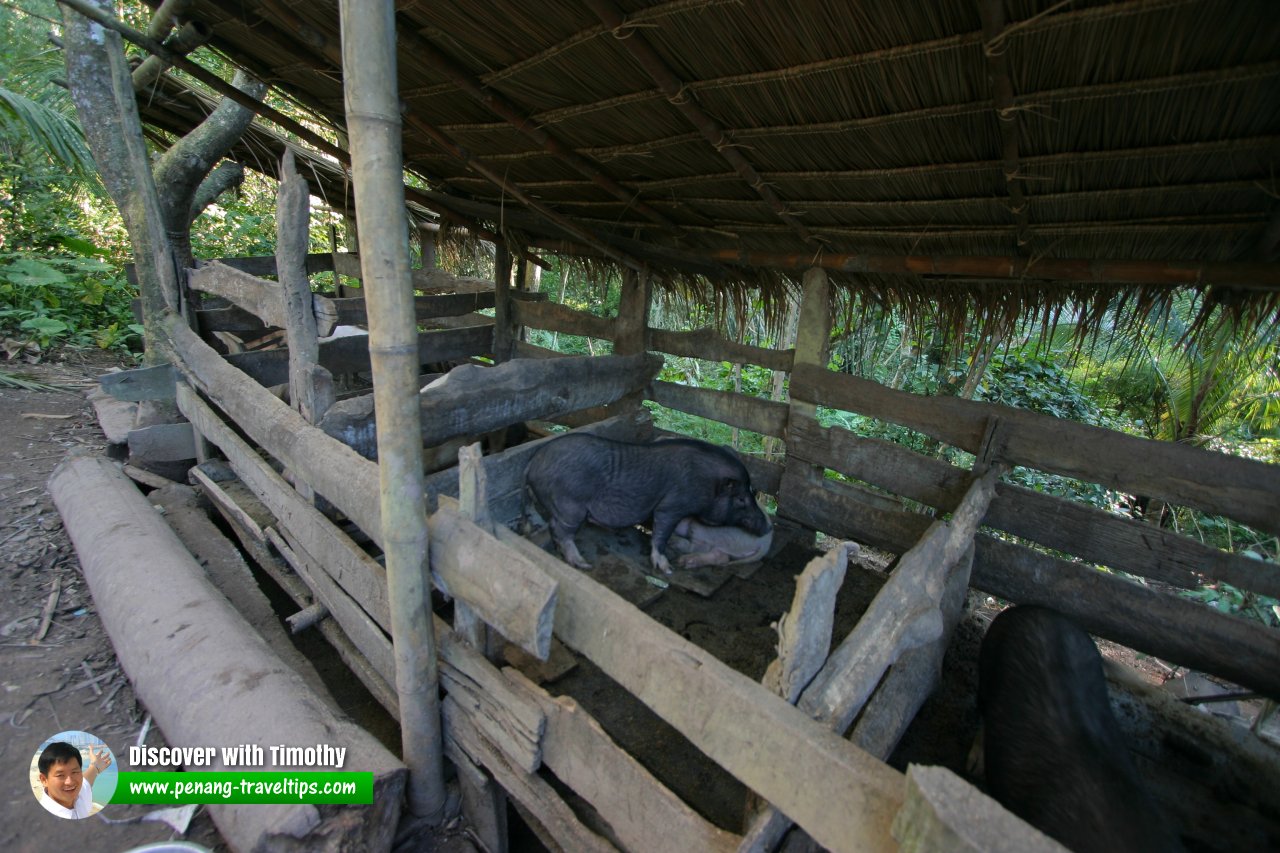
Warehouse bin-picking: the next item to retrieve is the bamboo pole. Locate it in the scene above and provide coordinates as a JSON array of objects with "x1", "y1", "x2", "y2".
[{"x1": 338, "y1": 0, "x2": 444, "y2": 821}]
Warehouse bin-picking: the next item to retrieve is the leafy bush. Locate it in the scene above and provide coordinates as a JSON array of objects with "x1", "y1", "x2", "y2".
[{"x1": 0, "y1": 250, "x2": 140, "y2": 352}]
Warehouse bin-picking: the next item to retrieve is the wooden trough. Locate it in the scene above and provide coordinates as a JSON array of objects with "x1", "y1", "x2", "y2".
[{"x1": 91, "y1": 160, "x2": 1280, "y2": 850}]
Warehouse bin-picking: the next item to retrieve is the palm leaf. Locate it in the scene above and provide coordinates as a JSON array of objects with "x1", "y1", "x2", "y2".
[{"x1": 0, "y1": 85, "x2": 98, "y2": 183}]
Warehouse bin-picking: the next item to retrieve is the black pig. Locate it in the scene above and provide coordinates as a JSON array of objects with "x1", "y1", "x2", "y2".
[
  {"x1": 524, "y1": 434, "x2": 768, "y2": 574},
  {"x1": 978, "y1": 605, "x2": 1182, "y2": 853}
]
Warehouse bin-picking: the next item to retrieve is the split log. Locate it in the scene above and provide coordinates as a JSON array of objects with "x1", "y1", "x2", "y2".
[
  {"x1": 319, "y1": 353, "x2": 662, "y2": 458},
  {"x1": 649, "y1": 327, "x2": 793, "y2": 372},
  {"x1": 743, "y1": 470, "x2": 995, "y2": 852},
  {"x1": 512, "y1": 298, "x2": 615, "y2": 340},
  {"x1": 650, "y1": 380, "x2": 789, "y2": 438},
  {"x1": 87, "y1": 387, "x2": 137, "y2": 444},
  {"x1": 789, "y1": 363, "x2": 1280, "y2": 538},
  {"x1": 762, "y1": 544, "x2": 852, "y2": 703},
  {"x1": 188, "y1": 261, "x2": 338, "y2": 337},
  {"x1": 196, "y1": 253, "x2": 334, "y2": 277},
  {"x1": 49, "y1": 454, "x2": 405, "y2": 853}
]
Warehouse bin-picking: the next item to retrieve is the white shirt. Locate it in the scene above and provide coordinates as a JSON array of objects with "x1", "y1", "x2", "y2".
[{"x1": 39, "y1": 781, "x2": 93, "y2": 819}]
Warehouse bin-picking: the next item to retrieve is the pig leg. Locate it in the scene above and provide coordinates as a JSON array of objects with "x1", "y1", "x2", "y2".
[
  {"x1": 649, "y1": 511, "x2": 683, "y2": 575},
  {"x1": 676, "y1": 549, "x2": 732, "y2": 569},
  {"x1": 549, "y1": 515, "x2": 592, "y2": 570}
]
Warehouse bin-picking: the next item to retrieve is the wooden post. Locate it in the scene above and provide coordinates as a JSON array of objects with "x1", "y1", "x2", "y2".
[
  {"x1": 454, "y1": 442, "x2": 509, "y2": 853},
  {"x1": 493, "y1": 245, "x2": 517, "y2": 362},
  {"x1": 612, "y1": 265, "x2": 652, "y2": 415},
  {"x1": 779, "y1": 266, "x2": 833, "y2": 548},
  {"x1": 338, "y1": 0, "x2": 444, "y2": 821}
]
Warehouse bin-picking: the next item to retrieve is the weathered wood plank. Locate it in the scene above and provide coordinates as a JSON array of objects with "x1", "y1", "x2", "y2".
[
  {"x1": 892, "y1": 765, "x2": 1068, "y2": 853},
  {"x1": 762, "y1": 544, "x2": 852, "y2": 704},
  {"x1": 650, "y1": 381, "x2": 789, "y2": 439},
  {"x1": 505, "y1": 668, "x2": 740, "y2": 853},
  {"x1": 778, "y1": 467, "x2": 1280, "y2": 700},
  {"x1": 328, "y1": 291, "x2": 498, "y2": 326},
  {"x1": 790, "y1": 363, "x2": 1280, "y2": 537},
  {"x1": 488, "y1": 517, "x2": 904, "y2": 853},
  {"x1": 98, "y1": 364, "x2": 176, "y2": 401},
  {"x1": 649, "y1": 327, "x2": 794, "y2": 372},
  {"x1": 224, "y1": 324, "x2": 493, "y2": 388},
  {"x1": 443, "y1": 696, "x2": 616, "y2": 853},
  {"x1": 512, "y1": 298, "x2": 615, "y2": 341},
  {"x1": 127, "y1": 421, "x2": 196, "y2": 461},
  {"x1": 319, "y1": 353, "x2": 662, "y2": 456},
  {"x1": 788, "y1": 414, "x2": 1278, "y2": 598},
  {"x1": 196, "y1": 253, "x2": 334, "y2": 277},
  {"x1": 195, "y1": 303, "x2": 269, "y2": 334},
  {"x1": 189, "y1": 261, "x2": 337, "y2": 336}
]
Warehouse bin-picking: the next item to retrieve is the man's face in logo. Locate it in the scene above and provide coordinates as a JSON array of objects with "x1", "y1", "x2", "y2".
[{"x1": 39, "y1": 758, "x2": 83, "y2": 808}]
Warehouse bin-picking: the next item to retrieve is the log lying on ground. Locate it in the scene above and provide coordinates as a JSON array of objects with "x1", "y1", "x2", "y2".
[
  {"x1": 319, "y1": 353, "x2": 662, "y2": 458},
  {"x1": 49, "y1": 454, "x2": 404, "y2": 853}
]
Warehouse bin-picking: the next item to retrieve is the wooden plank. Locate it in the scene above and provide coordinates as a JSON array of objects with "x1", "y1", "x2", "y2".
[
  {"x1": 127, "y1": 421, "x2": 196, "y2": 461},
  {"x1": 504, "y1": 668, "x2": 740, "y2": 853},
  {"x1": 788, "y1": 414, "x2": 1277, "y2": 598},
  {"x1": 892, "y1": 765, "x2": 1068, "y2": 853},
  {"x1": 328, "y1": 291, "x2": 498, "y2": 326},
  {"x1": 649, "y1": 327, "x2": 793, "y2": 372},
  {"x1": 489, "y1": 520, "x2": 904, "y2": 853},
  {"x1": 224, "y1": 324, "x2": 494, "y2": 388},
  {"x1": 513, "y1": 298, "x2": 616, "y2": 340},
  {"x1": 443, "y1": 696, "x2": 616, "y2": 853},
  {"x1": 200, "y1": 253, "x2": 334, "y2": 277},
  {"x1": 189, "y1": 261, "x2": 288, "y2": 328},
  {"x1": 195, "y1": 303, "x2": 269, "y2": 334},
  {"x1": 319, "y1": 353, "x2": 663, "y2": 455},
  {"x1": 789, "y1": 363, "x2": 1280, "y2": 537},
  {"x1": 650, "y1": 381, "x2": 789, "y2": 438},
  {"x1": 762, "y1": 544, "x2": 852, "y2": 703},
  {"x1": 98, "y1": 364, "x2": 176, "y2": 401},
  {"x1": 778, "y1": 467, "x2": 1280, "y2": 700},
  {"x1": 87, "y1": 387, "x2": 137, "y2": 444}
]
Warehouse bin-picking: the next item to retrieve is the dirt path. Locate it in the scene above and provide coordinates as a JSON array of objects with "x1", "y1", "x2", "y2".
[{"x1": 0, "y1": 353, "x2": 224, "y2": 852}]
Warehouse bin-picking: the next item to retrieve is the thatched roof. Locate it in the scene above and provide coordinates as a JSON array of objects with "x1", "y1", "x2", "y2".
[{"x1": 134, "y1": 0, "x2": 1279, "y2": 329}]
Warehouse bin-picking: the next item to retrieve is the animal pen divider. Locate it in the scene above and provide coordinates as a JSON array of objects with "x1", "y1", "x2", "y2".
[{"x1": 111, "y1": 166, "x2": 1280, "y2": 849}]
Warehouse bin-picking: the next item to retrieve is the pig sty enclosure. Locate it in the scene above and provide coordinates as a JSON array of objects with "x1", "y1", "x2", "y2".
[{"x1": 50, "y1": 1, "x2": 1280, "y2": 851}]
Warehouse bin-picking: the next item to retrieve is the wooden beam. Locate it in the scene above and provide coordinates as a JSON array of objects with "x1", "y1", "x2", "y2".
[
  {"x1": 511, "y1": 298, "x2": 616, "y2": 341},
  {"x1": 788, "y1": 414, "x2": 1278, "y2": 598},
  {"x1": 789, "y1": 364, "x2": 1280, "y2": 537},
  {"x1": 650, "y1": 380, "x2": 789, "y2": 438},
  {"x1": 319, "y1": 353, "x2": 662, "y2": 457},
  {"x1": 189, "y1": 261, "x2": 338, "y2": 335},
  {"x1": 649, "y1": 327, "x2": 794, "y2": 372},
  {"x1": 977, "y1": 0, "x2": 1032, "y2": 248},
  {"x1": 694, "y1": 250, "x2": 1280, "y2": 291}
]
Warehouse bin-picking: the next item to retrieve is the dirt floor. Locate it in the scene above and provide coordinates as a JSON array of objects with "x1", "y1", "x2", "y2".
[{"x1": 0, "y1": 352, "x2": 226, "y2": 852}]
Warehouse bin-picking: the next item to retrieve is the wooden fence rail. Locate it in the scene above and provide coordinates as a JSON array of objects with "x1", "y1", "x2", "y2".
[{"x1": 790, "y1": 363, "x2": 1280, "y2": 538}]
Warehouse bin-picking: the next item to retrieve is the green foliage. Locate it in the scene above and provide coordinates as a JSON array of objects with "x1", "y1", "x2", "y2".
[
  {"x1": 1181, "y1": 581, "x2": 1280, "y2": 629},
  {"x1": 979, "y1": 352, "x2": 1103, "y2": 423},
  {"x1": 0, "y1": 249, "x2": 140, "y2": 352}
]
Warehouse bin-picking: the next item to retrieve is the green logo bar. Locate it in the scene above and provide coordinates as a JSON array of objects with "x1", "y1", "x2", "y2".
[{"x1": 113, "y1": 772, "x2": 373, "y2": 805}]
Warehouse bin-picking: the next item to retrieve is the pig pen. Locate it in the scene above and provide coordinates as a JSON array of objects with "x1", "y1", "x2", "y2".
[{"x1": 97, "y1": 206, "x2": 1280, "y2": 852}]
